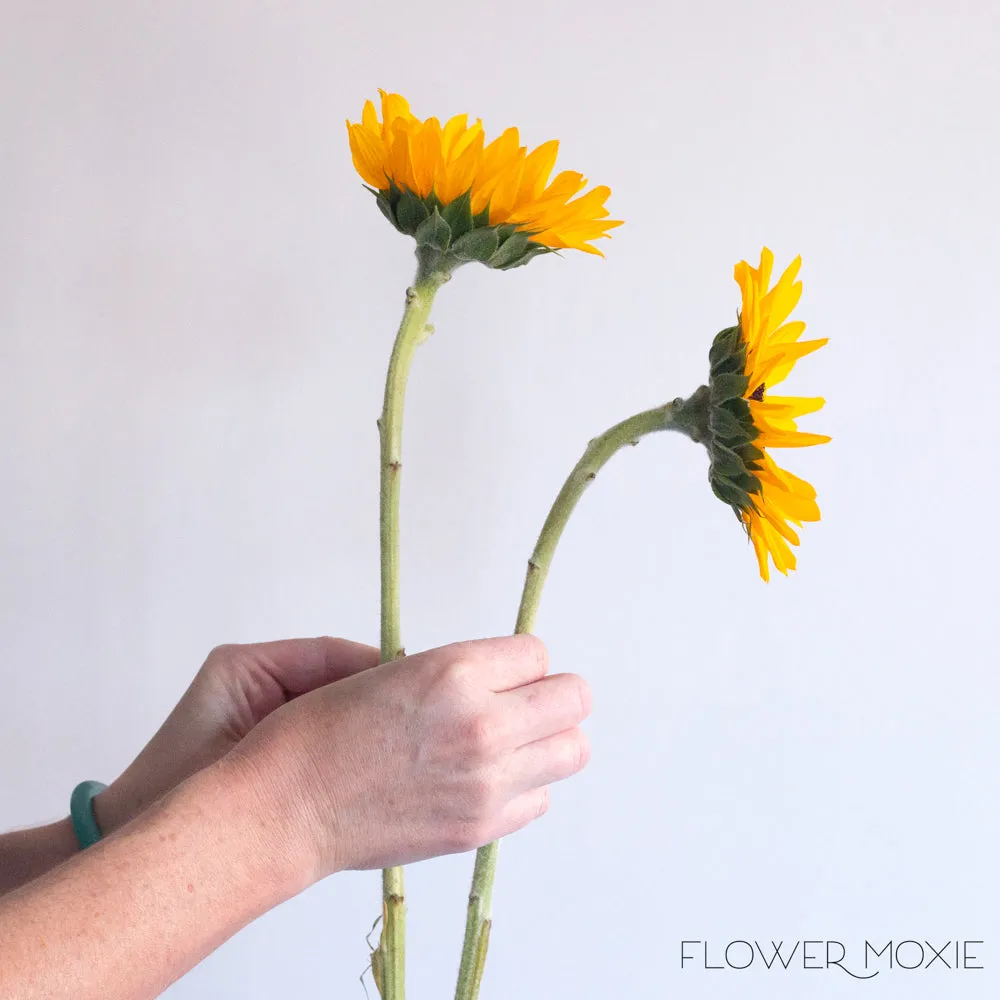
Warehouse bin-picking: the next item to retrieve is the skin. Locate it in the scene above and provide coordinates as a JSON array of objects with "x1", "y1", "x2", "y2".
[{"x1": 0, "y1": 634, "x2": 591, "y2": 999}]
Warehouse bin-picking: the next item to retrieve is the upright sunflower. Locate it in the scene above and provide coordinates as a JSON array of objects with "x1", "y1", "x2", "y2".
[
  {"x1": 350, "y1": 92, "x2": 622, "y2": 1000},
  {"x1": 704, "y1": 248, "x2": 830, "y2": 580},
  {"x1": 347, "y1": 91, "x2": 622, "y2": 270}
]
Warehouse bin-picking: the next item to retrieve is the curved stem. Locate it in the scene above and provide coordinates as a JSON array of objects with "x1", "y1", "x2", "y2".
[
  {"x1": 453, "y1": 399, "x2": 700, "y2": 1000},
  {"x1": 375, "y1": 262, "x2": 447, "y2": 1000}
]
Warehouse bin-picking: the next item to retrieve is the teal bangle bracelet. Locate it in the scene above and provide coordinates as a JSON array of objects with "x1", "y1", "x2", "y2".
[{"x1": 70, "y1": 780, "x2": 108, "y2": 849}]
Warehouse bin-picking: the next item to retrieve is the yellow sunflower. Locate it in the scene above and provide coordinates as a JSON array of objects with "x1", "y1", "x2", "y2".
[
  {"x1": 347, "y1": 91, "x2": 622, "y2": 269},
  {"x1": 705, "y1": 248, "x2": 830, "y2": 581}
]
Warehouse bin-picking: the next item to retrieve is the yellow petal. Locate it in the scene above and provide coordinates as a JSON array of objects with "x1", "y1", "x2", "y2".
[
  {"x1": 753, "y1": 338, "x2": 828, "y2": 387},
  {"x1": 441, "y1": 114, "x2": 468, "y2": 159},
  {"x1": 769, "y1": 320, "x2": 806, "y2": 345},
  {"x1": 379, "y1": 91, "x2": 413, "y2": 141},
  {"x1": 477, "y1": 127, "x2": 522, "y2": 183},
  {"x1": 410, "y1": 119, "x2": 443, "y2": 198},
  {"x1": 757, "y1": 429, "x2": 832, "y2": 448},
  {"x1": 436, "y1": 129, "x2": 483, "y2": 204},
  {"x1": 756, "y1": 247, "x2": 774, "y2": 291},
  {"x1": 361, "y1": 99, "x2": 380, "y2": 134},
  {"x1": 450, "y1": 119, "x2": 484, "y2": 161},
  {"x1": 516, "y1": 139, "x2": 560, "y2": 206},
  {"x1": 770, "y1": 489, "x2": 821, "y2": 522},
  {"x1": 746, "y1": 514, "x2": 772, "y2": 581},
  {"x1": 759, "y1": 501, "x2": 801, "y2": 545},
  {"x1": 488, "y1": 151, "x2": 527, "y2": 224},
  {"x1": 761, "y1": 519, "x2": 796, "y2": 574},
  {"x1": 764, "y1": 283, "x2": 802, "y2": 336},
  {"x1": 387, "y1": 120, "x2": 417, "y2": 194},
  {"x1": 752, "y1": 396, "x2": 825, "y2": 419},
  {"x1": 347, "y1": 122, "x2": 387, "y2": 188}
]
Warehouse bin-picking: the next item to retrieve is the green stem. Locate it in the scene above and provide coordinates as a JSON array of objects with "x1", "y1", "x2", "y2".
[
  {"x1": 376, "y1": 259, "x2": 447, "y2": 1000},
  {"x1": 453, "y1": 397, "x2": 702, "y2": 1000}
]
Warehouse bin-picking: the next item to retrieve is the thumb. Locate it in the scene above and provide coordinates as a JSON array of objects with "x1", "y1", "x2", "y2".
[{"x1": 211, "y1": 637, "x2": 381, "y2": 724}]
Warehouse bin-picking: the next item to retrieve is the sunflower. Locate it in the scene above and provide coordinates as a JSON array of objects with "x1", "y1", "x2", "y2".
[
  {"x1": 347, "y1": 91, "x2": 622, "y2": 270},
  {"x1": 704, "y1": 248, "x2": 830, "y2": 581}
]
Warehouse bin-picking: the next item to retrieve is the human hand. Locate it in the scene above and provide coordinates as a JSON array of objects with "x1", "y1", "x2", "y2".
[
  {"x1": 95, "y1": 637, "x2": 381, "y2": 836},
  {"x1": 228, "y1": 634, "x2": 591, "y2": 881}
]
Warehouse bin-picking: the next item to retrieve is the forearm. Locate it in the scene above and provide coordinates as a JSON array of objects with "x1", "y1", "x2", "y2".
[
  {"x1": 0, "y1": 817, "x2": 80, "y2": 895},
  {"x1": 0, "y1": 760, "x2": 306, "y2": 1000},
  {"x1": 0, "y1": 738, "x2": 211, "y2": 898}
]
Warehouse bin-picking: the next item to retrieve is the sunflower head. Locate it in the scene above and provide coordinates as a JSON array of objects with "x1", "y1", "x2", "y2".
[
  {"x1": 347, "y1": 91, "x2": 622, "y2": 275},
  {"x1": 702, "y1": 248, "x2": 830, "y2": 581}
]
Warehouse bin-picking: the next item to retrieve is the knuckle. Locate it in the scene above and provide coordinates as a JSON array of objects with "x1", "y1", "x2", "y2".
[
  {"x1": 467, "y1": 766, "x2": 501, "y2": 813},
  {"x1": 417, "y1": 655, "x2": 469, "y2": 706},
  {"x1": 535, "y1": 787, "x2": 551, "y2": 819},
  {"x1": 440, "y1": 820, "x2": 470, "y2": 854},
  {"x1": 437, "y1": 653, "x2": 471, "y2": 689},
  {"x1": 463, "y1": 712, "x2": 499, "y2": 758},
  {"x1": 516, "y1": 634, "x2": 549, "y2": 674},
  {"x1": 206, "y1": 642, "x2": 238, "y2": 664},
  {"x1": 447, "y1": 816, "x2": 490, "y2": 853},
  {"x1": 570, "y1": 731, "x2": 591, "y2": 773},
  {"x1": 203, "y1": 643, "x2": 242, "y2": 678},
  {"x1": 488, "y1": 634, "x2": 548, "y2": 676},
  {"x1": 567, "y1": 673, "x2": 592, "y2": 719}
]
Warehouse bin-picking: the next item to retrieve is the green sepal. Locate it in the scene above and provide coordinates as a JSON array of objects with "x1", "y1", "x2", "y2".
[
  {"x1": 740, "y1": 442, "x2": 765, "y2": 464},
  {"x1": 710, "y1": 372, "x2": 750, "y2": 404},
  {"x1": 717, "y1": 426, "x2": 755, "y2": 448},
  {"x1": 711, "y1": 470, "x2": 761, "y2": 505},
  {"x1": 728, "y1": 470, "x2": 762, "y2": 494},
  {"x1": 709, "y1": 443, "x2": 747, "y2": 479},
  {"x1": 395, "y1": 190, "x2": 430, "y2": 234},
  {"x1": 450, "y1": 227, "x2": 500, "y2": 263},
  {"x1": 709, "y1": 326, "x2": 741, "y2": 366},
  {"x1": 709, "y1": 405, "x2": 753, "y2": 444},
  {"x1": 375, "y1": 193, "x2": 401, "y2": 232},
  {"x1": 366, "y1": 184, "x2": 561, "y2": 273},
  {"x1": 364, "y1": 184, "x2": 403, "y2": 234},
  {"x1": 711, "y1": 477, "x2": 752, "y2": 509},
  {"x1": 487, "y1": 232, "x2": 531, "y2": 269},
  {"x1": 496, "y1": 244, "x2": 553, "y2": 269},
  {"x1": 711, "y1": 355, "x2": 745, "y2": 378},
  {"x1": 720, "y1": 396, "x2": 752, "y2": 421},
  {"x1": 441, "y1": 190, "x2": 474, "y2": 241},
  {"x1": 414, "y1": 208, "x2": 451, "y2": 252}
]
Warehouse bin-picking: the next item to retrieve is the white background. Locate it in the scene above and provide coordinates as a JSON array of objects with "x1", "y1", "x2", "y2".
[{"x1": 2, "y1": 2, "x2": 998, "y2": 997}]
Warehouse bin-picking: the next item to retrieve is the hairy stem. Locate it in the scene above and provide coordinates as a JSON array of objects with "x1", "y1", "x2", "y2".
[
  {"x1": 453, "y1": 398, "x2": 700, "y2": 1000},
  {"x1": 375, "y1": 260, "x2": 447, "y2": 1000}
]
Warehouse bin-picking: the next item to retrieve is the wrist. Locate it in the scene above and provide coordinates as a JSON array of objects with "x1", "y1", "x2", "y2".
[
  {"x1": 224, "y1": 725, "x2": 350, "y2": 886},
  {"x1": 90, "y1": 778, "x2": 135, "y2": 837},
  {"x1": 199, "y1": 751, "x2": 321, "y2": 898}
]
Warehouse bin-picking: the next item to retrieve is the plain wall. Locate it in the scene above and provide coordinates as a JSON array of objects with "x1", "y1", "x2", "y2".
[{"x1": 1, "y1": 1, "x2": 998, "y2": 997}]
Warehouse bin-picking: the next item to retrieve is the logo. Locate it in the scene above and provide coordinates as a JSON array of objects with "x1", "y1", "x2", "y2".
[{"x1": 680, "y1": 940, "x2": 984, "y2": 980}]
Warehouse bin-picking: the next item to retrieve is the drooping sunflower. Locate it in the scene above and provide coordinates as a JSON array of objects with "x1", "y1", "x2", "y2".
[
  {"x1": 704, "y1": 248, "x2": 830, "y2": 580},
  {"x1": 347, "y1": 91, "x2": 622, "y2": 270}
]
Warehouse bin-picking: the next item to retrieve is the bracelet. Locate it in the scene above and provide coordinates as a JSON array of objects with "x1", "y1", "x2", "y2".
[{"x1": 70, "y1": 780, "x2": 108, "y2": 849}]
